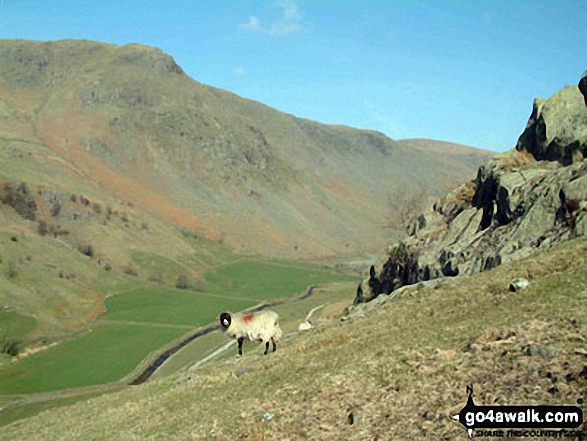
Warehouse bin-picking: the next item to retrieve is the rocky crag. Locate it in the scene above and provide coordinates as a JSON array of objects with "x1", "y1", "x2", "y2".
[{"x1": 351, "y1": 78, "x2": 587, "y2": 309}]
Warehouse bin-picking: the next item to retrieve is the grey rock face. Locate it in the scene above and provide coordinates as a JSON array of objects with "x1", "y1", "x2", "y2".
[
  {"x1": 515, "y1": 86, "x2": 587, "y2": 165},
  {"x1": 359, "y1": 82, "x2": 587, "y2": 303}
]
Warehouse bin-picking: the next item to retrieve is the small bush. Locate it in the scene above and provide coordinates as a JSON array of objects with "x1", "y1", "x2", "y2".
[
  {"x1": 175, "y1": 274, "x2": 189, "y2": 290},
  {"x1": 52, "y1": 226, "x2": 70, "y2": 237},
  {"x1": 148, "y1": 271, "x2": 163, "y2": 283},
  {"x1": 78, "y1": 244, "x2": 94, "y2": 258},
  {"x1": 1, "y1": 336, "x2": 20, "y2": 356},
  {"x1": 92, "y1": 203, "x2": 102, "y2": 214},
  {"x1": 38, "y1": 220, "x2": 48, "y2": 236},
  {"x1": 51, "y1": 201, "x2": 61, "y2": 217},
  {"x1": 123, "y1": 264, "x2": 139, "y2": 276}
]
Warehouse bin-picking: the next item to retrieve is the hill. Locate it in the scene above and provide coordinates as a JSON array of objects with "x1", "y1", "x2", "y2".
[
  {"x1": 0, "y1": 39, "x2": 489, "y2": 340},
  {"x1": 0, "y1": 39, "x2": 489, "y2": 259},
  {"x1": 0, "y1": 50, "x2": 585, "y2": 439}
]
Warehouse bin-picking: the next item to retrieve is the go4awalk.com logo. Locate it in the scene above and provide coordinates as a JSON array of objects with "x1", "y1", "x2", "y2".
[{"x1": 452, "y1": 385, "x2": 584, "y2": 438}]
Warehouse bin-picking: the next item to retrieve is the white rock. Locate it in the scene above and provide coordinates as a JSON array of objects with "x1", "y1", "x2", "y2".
[
  {"x1": 509, "y1": 278, "x2": 530, "y2": 292},
  {"x1": 298, "y1": 321, "x2": 313, "y2": 331}
]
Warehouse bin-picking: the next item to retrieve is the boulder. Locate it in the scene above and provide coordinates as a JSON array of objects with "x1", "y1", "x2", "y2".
[
  {"x1": 516, "y1": 86, "x2": 587, "y2": 165},
  {"x1": 509, "y1": 278, "x2": 530, "y2": 292}
]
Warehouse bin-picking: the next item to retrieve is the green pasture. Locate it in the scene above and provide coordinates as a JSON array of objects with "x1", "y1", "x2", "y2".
[
  {"x1": 0, "y1": 258, "x2": 356, "y2": 396},
  {"x1": 0, "y1": 323, "x2": 186, "y2": 395},
  {"x1": 202, "y1": 259, "x2": 354, "y2": 299},
  {"x1": 102, "y1": 287, "x2": 257, "y2": 326},
  {"x1": 0, "y1": 310, "x2": 36, "y2": 342}
]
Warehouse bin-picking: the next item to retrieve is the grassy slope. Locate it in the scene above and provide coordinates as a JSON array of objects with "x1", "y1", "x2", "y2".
[
  {"x1": 0, "y1": 159, "x2": 245, "y2": 342},
  {"x1": 1, "y1": 237, "x2": 585, "y2": 439}
]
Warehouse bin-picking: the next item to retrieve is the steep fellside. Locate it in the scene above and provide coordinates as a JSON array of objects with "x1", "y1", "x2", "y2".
[
  {"x1": 0, "y1": 39, "x2": 490, "y2": 259},
  {"x1": 351, "y1": 81, "x2": 587, "y2": 307}
]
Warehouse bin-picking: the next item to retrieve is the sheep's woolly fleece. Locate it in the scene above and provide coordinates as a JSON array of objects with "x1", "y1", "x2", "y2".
[{"x1": 220, "y1": 310, "x2": 282, "y2": 355}]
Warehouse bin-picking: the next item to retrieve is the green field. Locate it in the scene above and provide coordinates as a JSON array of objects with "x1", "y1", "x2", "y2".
[
  {"x1": 102, "y1": 287, "x2": 256, "y2": 326},
  {"x1": 0, "y1": 310, "x2": 36, "y2": 342},
  {"x1": 0, "y1": 323, "x2": 187, "y2": 395},
  {"x1": 0, "y1": 258, "x2": 356, "y2": 396},
  {"x1": 202, "y1": 260, "x2": 351, "y2": 299}
]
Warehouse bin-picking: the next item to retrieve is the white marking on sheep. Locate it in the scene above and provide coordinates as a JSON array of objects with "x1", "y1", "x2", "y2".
[{"x1": 219, "y1": 310, "x2": 282, "y2": 356}]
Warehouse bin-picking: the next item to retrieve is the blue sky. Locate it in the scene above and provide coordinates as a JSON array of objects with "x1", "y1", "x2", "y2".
[{"x1": 0, "y1": 0, "x2": 585, "y2": 152}]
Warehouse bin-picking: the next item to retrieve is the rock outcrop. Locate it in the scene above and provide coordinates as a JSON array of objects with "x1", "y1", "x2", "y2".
[
  {"x1": 351, "y1": 80, "x2": 587, "y2": 306},
  {"x1": 579, "y1": 72, "x2": 587, "y2": 106},
  {"x1": 515, "y1": 83, "x2": 587, "y2": 165}
]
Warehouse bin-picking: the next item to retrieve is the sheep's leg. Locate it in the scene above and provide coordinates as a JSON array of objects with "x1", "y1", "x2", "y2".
[
  {"x1": 237, "y1": 337, "x2": 244, "y2": 356},
  {"x1": 271, "y1": 337, "x2": 277, "y2": 352},
  {"x1": 264, "y1": 341, "x2": 269, "y2": 355}
]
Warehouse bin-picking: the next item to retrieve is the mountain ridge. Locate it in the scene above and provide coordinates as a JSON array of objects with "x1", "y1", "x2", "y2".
[{"x1": 0, "y1": 38, "x2": 491, "y2": 258}]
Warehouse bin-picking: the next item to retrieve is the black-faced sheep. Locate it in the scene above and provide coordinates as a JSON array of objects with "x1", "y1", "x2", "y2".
[{"x1": 219, "y1": 310, "x2": 282, "y2": 356}]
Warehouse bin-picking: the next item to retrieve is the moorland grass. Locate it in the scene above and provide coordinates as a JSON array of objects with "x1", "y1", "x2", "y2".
[{"x1": 0, "y1": 389, "x2": 115, "y2": 428}]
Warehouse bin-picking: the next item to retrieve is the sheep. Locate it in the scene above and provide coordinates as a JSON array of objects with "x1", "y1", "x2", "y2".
[{"x1": 219, "y1": 310, "x2": 282, "y2": 356}]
